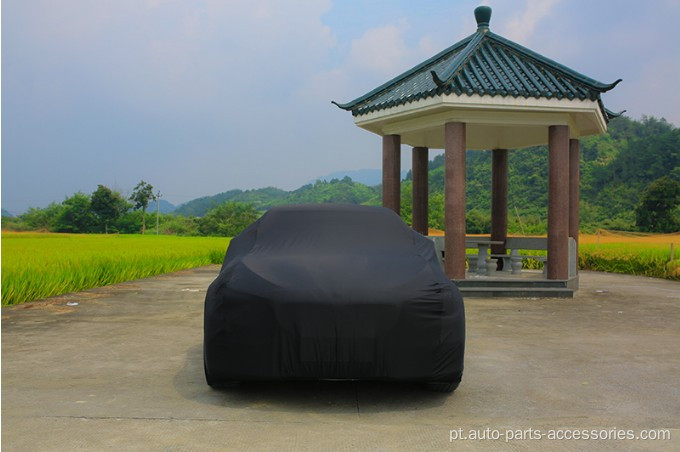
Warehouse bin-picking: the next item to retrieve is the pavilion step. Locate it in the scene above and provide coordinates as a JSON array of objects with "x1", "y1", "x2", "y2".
[
  {"x1": 453, "y1": 279, "x2": 569, "y2": 289},
  {"x1": 457, "y1": 287, "x2": 573, "y2": 298}
]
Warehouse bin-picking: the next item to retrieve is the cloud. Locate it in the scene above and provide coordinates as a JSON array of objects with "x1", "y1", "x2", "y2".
[
  {"x1": 2, "y1": 0, "x2": 342, "y2": 210},
  {"x1": 3, "y1": 0, "x2": 678, "y2": 212},
  {"x1": 346, "y1": 22, "x2": 413, "y2": 78},
  {"x1": 501, "y1": 0, "x2": 562, "y2": 44},
  {"x1": 304, "y1": 18, "x2": 443, "y2": 104}
]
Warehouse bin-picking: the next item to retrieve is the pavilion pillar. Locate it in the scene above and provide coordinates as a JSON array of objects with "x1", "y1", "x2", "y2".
[
  {"x1": 548, "y1": 125, "x2": 570, "y2": 280},
  {"x1": 382, "y1": 135, "x2": 401, "y2": 214},
  {"x1": 569, "y1": 139, "x2": 580, "y2": 273},
  {"x1": 412, "y1": 147, "x2": 429, "y2": 235},
  {"x1": 491, "y1": 148, "x2": 508, "y2": 267},
  {"x1": 444, "y1": 122, "x2": 466, "y2": 279}
]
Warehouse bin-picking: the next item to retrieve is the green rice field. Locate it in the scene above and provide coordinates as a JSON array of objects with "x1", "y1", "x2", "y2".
[
  {"x1": 512, "y1": 237, "x2": 679, "y2": 280},
  {"x1": 1, "y1": 232, "x2": 230, "y2": 306},
  {"x1": 578, "y1": 242, "x2": 679, "y2": 280},
  {"x1": 2, "y1": 231, "x2": 678, "y2": 306}
]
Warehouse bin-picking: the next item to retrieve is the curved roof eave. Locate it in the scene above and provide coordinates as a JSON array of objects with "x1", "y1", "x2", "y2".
[
  {"x1": 331, "y1": 35, "x2": 474, "y2": 111},
  {"x1": 485, "y1": 32, "x2": 621, "y2": 92}
]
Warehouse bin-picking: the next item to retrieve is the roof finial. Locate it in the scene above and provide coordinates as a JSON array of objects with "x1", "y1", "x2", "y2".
[{"x1": 474, "y1": 5, "x2": 492, "y2": 30}]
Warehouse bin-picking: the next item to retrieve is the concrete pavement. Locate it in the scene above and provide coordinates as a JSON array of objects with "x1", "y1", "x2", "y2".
[{"x1": 2, "y1": 267, "x2": 679, "y2": 451}]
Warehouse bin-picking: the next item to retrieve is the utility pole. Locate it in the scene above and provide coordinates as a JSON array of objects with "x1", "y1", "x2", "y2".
[{"x1": 156, "y1": 191, "x2": 162, "y2": 235}]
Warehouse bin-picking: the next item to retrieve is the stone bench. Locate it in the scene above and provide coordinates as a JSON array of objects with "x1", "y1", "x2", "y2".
[
  {"x1": 429, "y1": 236, "x2": 576, "y2": 278},
  {"x1": 504, "y1": 237, "x2": 548, "y2": 275}
]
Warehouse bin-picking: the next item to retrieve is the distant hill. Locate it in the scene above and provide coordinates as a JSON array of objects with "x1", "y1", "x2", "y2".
[
  {"x1": 174, "y1": 187, "x2": 289, "y2": 216},
  {"x1": 1, "y1": 208, "x2": 13, "y2": 217},
  {"x1": 173, "y1": 116, "x2": 679, "y2": 232},
  {"x1": 174, "y1": 179, "x2": 381, "y2": 217},
  {"x1": 314, "y1": 169, "x2": 408, "y2": 187},
  {"x1": 287, "y1": 177, "x2": 380, "y2": 206},
  {"x1": 147, "y1": 199, "x2": 176, "y2": 214}
]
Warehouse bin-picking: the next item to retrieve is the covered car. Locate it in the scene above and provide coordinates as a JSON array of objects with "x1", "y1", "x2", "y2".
[{"x1": 204, "y1": 204, "x2": 465, "y2": 391}]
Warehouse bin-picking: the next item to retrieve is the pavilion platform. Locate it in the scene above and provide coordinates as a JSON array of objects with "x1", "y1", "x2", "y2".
[
  {"x1": 455, "y1": 271, "x2": 576, "y2": 298},
  {"x1": 430, "y1": 235, "x2": 578, "y2": 298}
]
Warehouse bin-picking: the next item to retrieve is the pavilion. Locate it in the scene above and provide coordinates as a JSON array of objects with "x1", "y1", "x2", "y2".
[{"x1": 333, "y1": 6, "x2": 621, "y2": 292}]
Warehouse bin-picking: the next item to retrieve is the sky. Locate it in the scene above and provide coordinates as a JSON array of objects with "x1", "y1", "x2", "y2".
[{"x1": 2, "y1": 0, "x2": 679, "y2": 213}]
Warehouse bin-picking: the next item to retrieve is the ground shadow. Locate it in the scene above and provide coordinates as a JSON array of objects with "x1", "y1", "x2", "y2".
[{"x1": 173, "y1": 344, "x2": 453, "y2": 414}]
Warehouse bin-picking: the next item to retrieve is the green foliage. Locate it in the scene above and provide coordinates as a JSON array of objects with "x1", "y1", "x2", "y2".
[
  {"x1": 91, "y1": 185, "x2": 130, "y2": 233},
  {"x1": 4, "y1": 203, "x2": 64, "y2": 231},
  {"x1": 579, "y1": 116, "x2": 679, "y2": 227},
  {"x1": 175, "y1": 178, "x2": 380, "y2": 217},
  {"x1": 129, "y1": 180, "x2": 155, "y2": 211},
  {"x1": 129, "y1": 180, "x2": 155, "y2": 234},
  {"x1": 428, "y1": 193, "x2": 445, "y2": 230},
  {"x1": 286, "y1": 177, "x2": 381, "y2": 206},
  {"x1": 423, "y1": 116, "x2": 678, "y2": 233},
  {"x1": 198, "y1": 202, "x2": 260, "y2": 237},
  {"x1": 466, "y1": 209, "x2": 491, "y2": 234},
  {"x1": 174, "y1": 187, "x2": 288, "y2": 216},
  {"x1": 2, "y1": 190, "x2": 256, "y2": 239},
  {"x1": 635, "y1": 176, "x2": 680, "y2": 232},
  {"x1": 112, "y1": 210, "x2": 143, "y2": 234},
  {"x1": 399, "y1": 180, "x2": 413, "y2": 226},
  {"x1": 54, "y1": 193, "x2": 96, "y2": 233},
  {"x1": 159, "y1": 214, "x2": 200, "y2": 236}
]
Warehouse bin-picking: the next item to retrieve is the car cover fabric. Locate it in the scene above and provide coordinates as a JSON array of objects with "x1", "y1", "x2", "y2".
[{"x1": 204, "y1": 204, "x2": 465, "y2": 383}]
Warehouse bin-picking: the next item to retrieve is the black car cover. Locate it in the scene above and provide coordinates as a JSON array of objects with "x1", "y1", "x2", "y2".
[{"x1": 204, "y1": 204, "x2": 465, "y2": 384}]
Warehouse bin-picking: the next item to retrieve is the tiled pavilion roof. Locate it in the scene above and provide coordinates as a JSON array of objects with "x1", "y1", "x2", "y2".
[{"x1": 334, "y1": 6, "x2": 622, "y2": 121}]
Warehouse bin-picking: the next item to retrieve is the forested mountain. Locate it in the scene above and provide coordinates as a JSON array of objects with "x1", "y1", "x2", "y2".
[
  {"x1": 174, "y1": 187, "x2": 289, "y2": 216},
  {"x1": 173, "y1": 116, "x2": 678, "y2": 233},
  {"x1": 175, "y1": 178, "x2": 380, "y2": 216},
  {"x1": 314, "y1": 169, "x2": 408, "y2": 186}
]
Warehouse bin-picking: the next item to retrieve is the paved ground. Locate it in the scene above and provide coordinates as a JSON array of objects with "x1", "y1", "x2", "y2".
[{"x1": 2, "y1": 267, "x2": 679, "y2": 451}]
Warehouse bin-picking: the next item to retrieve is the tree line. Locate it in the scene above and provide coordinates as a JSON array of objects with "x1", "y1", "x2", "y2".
[
  {"x1": 166, "y1": 116, "x2": 680, "y2": 234},
  {"x1": 2, "y1": 180, "x2": 259, "y2": 237},
  {"x1": 3, "y1": 115, "x2": 678, "y2": 236},
  {"x1": 402, "y1": 115, "x2": 679, "y2": 234}
]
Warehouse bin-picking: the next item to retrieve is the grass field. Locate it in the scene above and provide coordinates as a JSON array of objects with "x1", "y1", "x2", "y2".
[
  {"x1": 514, "y1": 232, "x2": 680, "y2": 279},
  {"x1": 578, "y1": 231, "x2": 679, "y2": 280},
  {"x1": 1, "y1": 232, "x2": 230, "y2": 306},
  {"x1": 432, "y1": 228, "x2": 680, "y2": 280},
  {"x1": 2, "y1": 230, "x2": 678, "y2": 306}
]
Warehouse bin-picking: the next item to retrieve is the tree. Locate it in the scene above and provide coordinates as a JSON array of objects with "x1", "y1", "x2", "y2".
[
  {"x1": 129, "y1": 181, "x2": 155, "y2": 234},
  {"x1": 91, "y1": 185, "x2": 129, "y2": 233},
  {"x1": 466, "y1": 209, "x2": 491, "y2": 234},
  {"x1": 198, "y1": 202, "x2": 259, "y2": 237},
  {"x1": 55, "y1": 193, "x2": 96, "y2": 233},
  {"x1": 16, "y1": 203, "x2": 64, "y2": 231},
  {"x1": 635, "y1": 176, "x2": 680, "y2": 233},
  {"x1": 159, "y1": 214, "x2": 199, "y2": 236}
]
